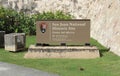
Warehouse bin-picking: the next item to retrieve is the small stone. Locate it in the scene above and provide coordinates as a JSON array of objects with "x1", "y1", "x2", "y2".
[{"x1": 79, "y1": 67, "x2": 84, "y2": 71}]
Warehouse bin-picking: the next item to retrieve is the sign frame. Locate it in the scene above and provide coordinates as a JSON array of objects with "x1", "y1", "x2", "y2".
[{"x1": 36, "y1": 19, "x2": 90, "y2": 46}]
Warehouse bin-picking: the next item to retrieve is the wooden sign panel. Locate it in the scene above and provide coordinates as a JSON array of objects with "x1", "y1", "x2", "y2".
[{"x1": 36, "y1": 19, "x2": 90, "y2": 45}]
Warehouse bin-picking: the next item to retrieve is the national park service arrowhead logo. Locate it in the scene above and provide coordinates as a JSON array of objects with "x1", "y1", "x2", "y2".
[{"x1": 39, "y1": 22, "x2": 48, "y2": 33}]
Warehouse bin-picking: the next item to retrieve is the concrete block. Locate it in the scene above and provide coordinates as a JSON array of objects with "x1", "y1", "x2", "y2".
[
  {"x1": 5, "y1": 33, "x2": 26, "y2": 52},
  {"x1": 25, "y1": 45, "x2": 100, "y2": 59},
  {"x1": 0, "y1": 31, "x2": 5, "y2": 48}
]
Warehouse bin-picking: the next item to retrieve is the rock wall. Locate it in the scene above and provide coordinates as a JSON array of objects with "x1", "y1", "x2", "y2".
[
  {"x1": 87, "y1": 0, "x2": 120, "y2": 56},
  {"x1": 0, "y1": 0, "x2": 120, "y2": 56}
]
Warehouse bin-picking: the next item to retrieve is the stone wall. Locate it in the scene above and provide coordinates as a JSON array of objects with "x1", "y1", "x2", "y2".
[{"x1": 0, "y1": 0, "x2": 120, "y2": 56}]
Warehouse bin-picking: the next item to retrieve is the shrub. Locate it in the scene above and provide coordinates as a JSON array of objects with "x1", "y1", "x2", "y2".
[
  {"x1": 0, "y1": 7, "x2": 35, "y2": 35},
  {"x1": 0, "y1": 7, "x2": 73, "y2": 35},
  {"x1": 34, "y1": 11, "x2": 72, "y2": 20}
]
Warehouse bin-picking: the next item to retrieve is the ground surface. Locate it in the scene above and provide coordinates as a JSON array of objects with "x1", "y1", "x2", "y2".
[
  {"x1": 0, "y1": 36, "x2": 120, "y2": 76},
  {"x1": 0, "y1": 62, "x2": 58, "y2": 76}
]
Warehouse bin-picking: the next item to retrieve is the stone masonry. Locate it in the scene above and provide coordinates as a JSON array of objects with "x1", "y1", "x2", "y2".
[{"x1": 24, "y1": 45, "x2": 100, "y2": 59}]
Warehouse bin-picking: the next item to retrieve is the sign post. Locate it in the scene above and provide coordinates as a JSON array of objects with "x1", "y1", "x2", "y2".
[{"x1": 25, "y1": 19, "x2": 100, "y2": 59}]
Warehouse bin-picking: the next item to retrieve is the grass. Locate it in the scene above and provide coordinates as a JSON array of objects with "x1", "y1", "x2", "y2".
[{"x1": 0, "y1": 36, "x2": 120, "y2": 76}]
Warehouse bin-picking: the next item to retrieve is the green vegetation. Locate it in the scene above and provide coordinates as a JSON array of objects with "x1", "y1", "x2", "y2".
[
  {"x1": 0, "y1": 7, "x2": 35, "y2": 35},
  {"x1": 0, "y1": 7, "x2": 72, "y2": 35},
  {"x1": 0, "y1": 36, "x2": 120, "y2": 76}
]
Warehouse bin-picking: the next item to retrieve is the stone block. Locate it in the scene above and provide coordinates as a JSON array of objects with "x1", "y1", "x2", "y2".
[
  {"x1": 24, "y1": 45, "x2": 100, "y2": 59},
  {"x1": 0, "y1": 31, "x2": 5, "y2": 48},
  {"x1": 5, "y1": 33, "x2": 26, "y2": 52}
]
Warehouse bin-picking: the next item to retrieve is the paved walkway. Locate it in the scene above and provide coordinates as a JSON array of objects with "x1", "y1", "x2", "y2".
[{"x1": 0, "y1": 62, "x2": 59, "y2": 76}]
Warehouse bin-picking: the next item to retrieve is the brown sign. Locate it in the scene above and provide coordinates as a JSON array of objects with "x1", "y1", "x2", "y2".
[{"x1": 36, "y1": 19, "x2": 90, "y2": 45}]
